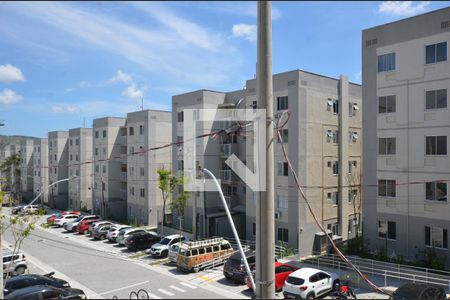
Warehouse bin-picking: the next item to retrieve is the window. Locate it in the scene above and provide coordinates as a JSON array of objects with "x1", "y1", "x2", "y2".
[
  {"x1": 277, "y1": 195, "x2": 288, "y2": 209},
  {"x1": 425, "y1": 136, "x2": 447, "y2": 155},
  {"x1": 177, "y1": 111, "x2": 184, "y2": 122},
  {"x1": 178, "y1": 160, "x2": 184, "y2": 171},
  {"x1": 378, "y1": 220, "x2": 396, "y2": 240},
  {"x1": 70, "y1": 139, "x2": 73, "y2": 146},
  {"x1": 140, "y1": 188, "x2": 145, "y2": 197},
  {"x1": 277, "y1": 227, "x2": 289, "y2": 243},
  {"x1": 252, "y1": 223, "x2": 256, "y2": 236},
  {"x1": 349, "y1": 131, "x2": 358, "y2": 144},
  {"x1": 348, "y1": 160, "x2": 357, "y2": 173},
  {"x1": 331, "y1": 192, "x2": 339, "y2": 205},
  {"x1": 49, "y1": 141, "x2": 52, "y2": 147},
  {"x1": 326, "y1": 130, "x2": 333, "y2": 143},
  {"x1": 130, "y1": 167, "x2": 134, "y2": 176},
  {"x1": 75, "y1": 139, "x2": 79, "y2": 146},
  {"x1": 277, "y1": 162, "x2": 288, "y2": 176},
  {"x1": 349, "y1": 102, "x2": 358, "y2": 117},
  {"x1": 140, "y1": 168, "x2": 145, "y2": 177},
  {"x1": 426, "y1": 89, "x2": 447, "y2": 109},
  {"x1": 130, "y1": 186, "x2": 135, "y2": 196},
  {"x1": 378, "y1": 52, "x2": 395, "y2": 72},
  {"x1": 70, "y1": 154, "x2": 73, "y2": 161},
  {"x1": 333, "y1": 130, "x2": 339, "y2": 144},
  {"x1": 425, "y1": 226, "x2": 448, "y2": 249},
  {"x1": 95, "y1": 148, "x2": 98, "y2": 156},
  {"x1": 95, "y1": 131, "x2": 99, "y2": 138},
  {"x1": 348, "y1": 189, "x2": 357, "y2": 203},
  {"x1": 139, "y1": 125, "x2": 144, "y2": 135},
  {"x1": 277, "y1": 129, "x2": 288, "y2": 143},
  {"x1": 102, "y1": 165, "x2": 106, "y2": 174},
  {"x1": 75, "y1": 154, "x2": 78, "y2": 161},
  {"x1": 95, "y1": 165, "x2": 99, "y2": 173},
  {"x1": 129, "y1": 127, "x2": 134, "y2": 136},
  {"x1": 378, "y1": 179, "x2": 396, "y2": 197},
  {"x1": 332, "y1": 161, "x2": 339, "y2": 175},
  {"x1": 333, "y1": 99, "x2": 339, "y2": 114},
  {"x1": 130, "y1": 146, "x2": 135, "y2": 154},
  {"x1": 425, "y1": 42, "x2": 447, "y2": 64},
  {"x1": 102, "y1": 130, "x2": 106, "y2": 138},
  {"x1": 277, "y1": 96, "x2": 288, "y2": 110},
  {"x1": 75, "y1": 170, "x2": 79, "y2": 176},
  {"x1": 379, "y1": 137, "x2": 396, "y2": 155},
  {"x1": 426, "y1": 182, "x2": 447, "y2": 202},
  {"x1": 378, "y1": 95, "x2": 396, "y2": 113}
]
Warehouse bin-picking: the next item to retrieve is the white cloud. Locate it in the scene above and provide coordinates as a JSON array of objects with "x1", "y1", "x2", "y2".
[
  {"x1": 122, "y1": 84, "x2": 144, "y2": 100},
  {"x1": 51, "y1": 104, "x2": 80, "y2": 113},
  {"x1": 0, "y1": 89, "x2": 23, "y2": 105},
  {"x1": 193, "y1": 2, "x2": 282, "y2": 20},
  {"x1": 108, "y1": 70, "x2": 133, "y2": 84},
  {"x1": 378, "y1": 1, "x2": 430, "y2": 16},
  {"x1": 232, "y1": 24, "x2": 257, "y2": 42},
  {"x1": 0, "y1": 64, "x2": 26, "y2": 83}
]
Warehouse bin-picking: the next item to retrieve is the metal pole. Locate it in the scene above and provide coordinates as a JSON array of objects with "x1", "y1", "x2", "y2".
[
  {"x1": 256, "y1": 1, "x2": 275, "y2": 298},
  {"x1": 101, "y1": 177, "x2": 105, "y2": 219},
  {"x1": 202, "y1": 168, "x2": 255, "y2": 292}
]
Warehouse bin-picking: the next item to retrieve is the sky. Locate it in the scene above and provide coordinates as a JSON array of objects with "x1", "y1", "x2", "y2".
[{"x1": 0, "y1": 1, "x2": 449, "y2": 138}]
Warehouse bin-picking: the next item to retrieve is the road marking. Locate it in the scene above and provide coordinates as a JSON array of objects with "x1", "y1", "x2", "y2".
[
  {"x1": 157, "y1": 288, "x2": 175, "y2": 296},
  {"x1": 98, "y1": 280, "x2": 149, "y2": 296},
  {"x1": 180, "y1": 282, "x2": 197, "y2": 289},
  {"x1": 197, "y1": 275, "x2": 217, "y2": 282},
  {"x1": 169, "y1": 285, "x2": 186, "y2": 292},
  {"x1": 147, "y1": 292, "x2": 162, "y2": 299}
]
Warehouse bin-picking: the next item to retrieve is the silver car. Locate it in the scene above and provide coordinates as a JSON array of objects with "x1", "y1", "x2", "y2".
[
  {"x1": 148, "y1": 234, "x2": 187, "y2": 257},
  {"x1": 3, "y1": 251, "x2": 27, "y2": 277},
  {"x1": 106, "y1": 225, "x2": 131, "y2": 242}
]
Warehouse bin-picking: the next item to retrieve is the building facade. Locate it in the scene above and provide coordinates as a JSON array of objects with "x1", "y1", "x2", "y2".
[
  {"x1": 126, "y1": 109, "x2": 172, "y2": 227},
  {"x1": 68, "y1": 128, "x2": 93, "y2": 211},
  {"x1": 92, "y1": 117, "x2": 127, "y2": 221},
  {"x1": 20, "y1": 139, "x2": 34, "y2": 201},
  {"x1": 48, "y1": 131, "x2": 69, "y2": 210},
  {"x1": 362, "y1": 7, "x2": 450, "y2": 267},
  {"x1": 32, "y1": 138, "x2": 49, "y2": 205}
]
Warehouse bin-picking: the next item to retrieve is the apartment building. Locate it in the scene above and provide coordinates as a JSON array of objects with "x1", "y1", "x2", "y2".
[
  {"x1": 0, "y1": 144, "x2": 12, "y2": 193},
  {"x1": 48, "y1": 131, "x2": 69, "y2": 210},
  {"x1": 126, "y1": 109, "x2": 172, "y2": 227},
  {"x1": 68, "y1": 128, "x2": 93, "y2": 211},
  {"x1": 92, "y1": 117, "x2": 127, "y2": 221},
  {"x1": 362, "y1": 7, "x2": 450, "y2": 267},
  {"x1": 20, "y1": 139, "x2": 34, "y2": 201},
  {"x1": 173, "y1": 70, "x2": 362, "y2": 254},
  {"x1": 32, "y1": 138, "x2": 48, "y2": 205}
]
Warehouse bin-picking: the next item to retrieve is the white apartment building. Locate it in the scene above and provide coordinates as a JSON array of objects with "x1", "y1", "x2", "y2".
[
  {"x1": 362, "y1": 7, "x2": 450, "y2": 267},
  {"x1": 92, "y1": 117, "x2": 127, "y2": 221},
  {"x1": 32, "y1": 138, "x2": 48, "y2": 205},
  {"x1": 126, "y1": 109, "x2": 172, "y2": 227},
  {"x1": 48, "y1": 131, "x2": 69, "y2": 210},
  {"x1": 173, "y1": 70, "x2": 362, "y2": 254},
  {"x1": 68, "y1": 128, "x2": 93, "y2": 211},
  {"x1": 20, "y1": 139, "x2": 34, "y2": 201}
]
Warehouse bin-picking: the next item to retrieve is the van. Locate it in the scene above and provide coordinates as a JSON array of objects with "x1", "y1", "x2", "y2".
[{"x1": 176, "y1": 237, "x2": 234, "y2": 273}]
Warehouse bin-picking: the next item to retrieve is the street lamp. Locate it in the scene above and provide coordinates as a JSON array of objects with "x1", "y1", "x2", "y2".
[{"x1": 28, "y1": 176, "x2": 78, "y2": 206}]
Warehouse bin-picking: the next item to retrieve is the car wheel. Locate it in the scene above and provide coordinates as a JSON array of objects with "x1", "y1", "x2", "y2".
[
  {"x1": 100, "y1": 235, "x2": 105, "y2": 241},
  {"x1": 332, "y1": 279, "x2": 340, "y2": 291},
  {"x1": 306, "y1": 292, "x2": 315, "y2": 300},
  {"x1": 162, "y1": 250, "x2": 168, "y2": 257},
  {"x1": 192, "y1": 267, "x2": 199, "y2": 273},
  {"x1": 84, "y1": 230, "x2": 88, "y2": 235},
  {"x1": 15, "y1": 266, "x2": 26, "y2": 276}
]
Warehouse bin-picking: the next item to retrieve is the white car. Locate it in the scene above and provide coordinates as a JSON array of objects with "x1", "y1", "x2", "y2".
[
  {"x1": 147, "y1": 234, "x2": 187, "y2": 257},
  {"x1": 64, "y1": 215, "x2": 98, "y2": 232},
  {"x1": 283, "y1": 267, "x2": 340, "y2": 299},
  {"x1": 116, "y1": 228, "x2": 146, "y2": 246},
  {"x1": 106, "y1": 225, "x2": 131, "y2": 242},
  {"x1": 167, "y1": 242, "x2": 182, "y2": 263},
  {"x1": 22, "y1": 205, "x2": 40, "y2": 214},
  {"x1": 54, "y1": 214, "x2": 79, "y2": 227}
]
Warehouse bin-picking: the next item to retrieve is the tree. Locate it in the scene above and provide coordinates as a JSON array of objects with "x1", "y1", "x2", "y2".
[
  {"x1": 171, "y1": 189, "x2": 190, "y2": 234},
  {"x1": 0, "y1": 153, "x2": 22, "y2": 204},
  {"x1": 157, "y1": 169, "x2": 176, "y2": 228}
]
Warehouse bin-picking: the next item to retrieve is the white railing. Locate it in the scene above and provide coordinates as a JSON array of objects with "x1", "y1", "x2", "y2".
[{"x1": 219, "y1": 170, "x2": 231, "y2": 181}]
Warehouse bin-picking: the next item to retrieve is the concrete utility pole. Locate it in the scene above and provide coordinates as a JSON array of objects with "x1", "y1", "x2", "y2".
[
  {"x1": 256, "y1": 1, "x2": 275, "y2": 298},
  {"x1": 101, "y1": 177, "x2": 105, "y2": 219}
]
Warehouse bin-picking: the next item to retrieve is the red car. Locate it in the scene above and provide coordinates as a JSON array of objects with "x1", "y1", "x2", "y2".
[
  {"x1": 47, "y1": 211, "x2": 80, "y2": 225},
  {"x1": 77, "y1": 218, "x2": 101, "y2": 235},
  {"x1": 247, "y1": 262, "x2": 298, "y2": 292}
]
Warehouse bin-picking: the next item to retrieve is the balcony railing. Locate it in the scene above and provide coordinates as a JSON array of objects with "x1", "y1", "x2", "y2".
[
  {"x1": 220, "y1": 144, "x2": 231, "y2": 156},
  {"x1": 219, "y1": 170, "x2": 231, "y2": 181},
  {"x1": 120, "y1": 172, "x2": 127, "y2": 181}
]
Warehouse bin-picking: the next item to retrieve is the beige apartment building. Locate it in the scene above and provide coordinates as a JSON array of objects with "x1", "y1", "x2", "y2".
[
  {"x1": 48, "y1": 131, "x2": 69, "y2": 210},
  {"x1": 68, "y1": 128, "x2": 93, "y2": 211},
  {"x1": 20, "y1": 139, "x2": 34, "y2": 201},
  {"x1": 173, "y1": 69, "x2": 362, "y2": 253},
  {"x1": 126, "y1": 109, "x2": 172, "y2": 227},
  {"x1": 32, "y1": 138, "x2": 48, "y2": 205},
  {"x1": 0, "y1": 144, "x2": 13, "y2": 194},
  {"x1": 363, "y1": 7, "x2": 450, "y2": 267},
  {"x1": 92, "y1": 117, "x2": 127, "y2": 221}
]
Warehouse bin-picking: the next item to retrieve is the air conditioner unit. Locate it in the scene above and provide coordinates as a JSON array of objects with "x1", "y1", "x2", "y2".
[{"x1": 274, "y1": 211, "x2": 281, "y2": 219}]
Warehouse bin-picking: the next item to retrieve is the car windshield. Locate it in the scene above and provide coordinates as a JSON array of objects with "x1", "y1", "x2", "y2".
[
  {"x1": 286, "y1": 276, "x2": 305, "y2": 285},
  {"x1": 159, "y1": 238, "x2": 171, "y2": 245},
  {"x1": 74, "y1": 216, "x2": 83, "y2": 222},
  {"x1": 171, "y1": 245, "x2": 179, "y2": 251},
  {"x1": 229, "y1": 258, "x2": 243, "y2": 265}
]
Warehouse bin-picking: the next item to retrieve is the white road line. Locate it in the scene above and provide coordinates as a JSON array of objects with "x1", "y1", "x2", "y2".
[
  {"x1": 147, "y1": 292, "x2": 162, "y2": 299},
  {"x1": 157, "y1": 288, "x2": 175, "y2": 296},
  {"x1": 98, "y1": 280, "x2": 149, "y2": 296},
  {"x1": 169, "y1": 285, "x2": 186, "y2": 292},
  {"x1": 180, "y1": 282, "x2": 197, "y2": 289}
]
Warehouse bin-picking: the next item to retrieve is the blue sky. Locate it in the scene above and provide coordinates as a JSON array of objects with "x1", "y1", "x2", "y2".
[{"x1": 0, "y1": 1, "x2": 449, "y2": 138}]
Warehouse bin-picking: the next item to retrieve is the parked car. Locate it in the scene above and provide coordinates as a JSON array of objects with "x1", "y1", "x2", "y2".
[
  {"x1": 106, "y1": 225, "x2": 131, "y2": 243},
  {"x1": 283, "y1": 267, "x2": 339, "y2": 299},
  {"x1": 223, "y1": 250, "x2": 256, "y2": 284},
  {"x1": 64, "y1": 215, "x2": 98, "y2": 232},
  {"x1": 88, "y1": 221, "x2": 112, "y2": 237},
  {"x1": 77, "y1": 218, "x2": 101, "y2": 235},
  {"x1": 246, "y1": 261, "x2": 298, "y2": 292},
  {"x1": 11, "y1": 205, "x2": 25, "y2": 215},
  {"x1": 3, "y1": 251, "x2": 27, "y2": 277},
  {"x1": 21, "y1": 205, "x2": 40, "y2": 215},
  {"x1": 148, "y1": 234, "x2": 187, "y2": 257},
  {"x1": 53, "y1": 215, "x2": 79, "y2": 227},
  {"x1": 125, "y1": 231, "x2": 160, "y2": 251},
  {"x1": 389, "y1": 283, "x2": 447, "y2": 300},
  {"x1": 92, "y1": 224, "x2": 114, "y2": 240},
  {"x1": 4, "y1": 272, "x2": 70, "y2": 295},
  {"x1": 116, "y1": 228, "x2": 146, "y2": 246},
  {"x1": 168, "y1": 242, "x2": 182, "y2": 263},
  {"x1": 4, "y1": 285, "x2": 86, "y2": 300}
]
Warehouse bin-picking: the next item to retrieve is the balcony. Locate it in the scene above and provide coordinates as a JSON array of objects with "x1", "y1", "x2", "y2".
[
  {"x1": 120, "y1": 189, "x2": 127, "y2": 201},
  {"x1": 219, "y1": 169, "x2": 231, "y2": 182},
  {"x1": 220, "y1": 144, "x2": 231, "y2": 157},
  {"x1": 119, "y1": 135, "x2": 127, "y2": 146},
  {"x1": 120, "y1": 172, "x2": 127, "y2": 181}
]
